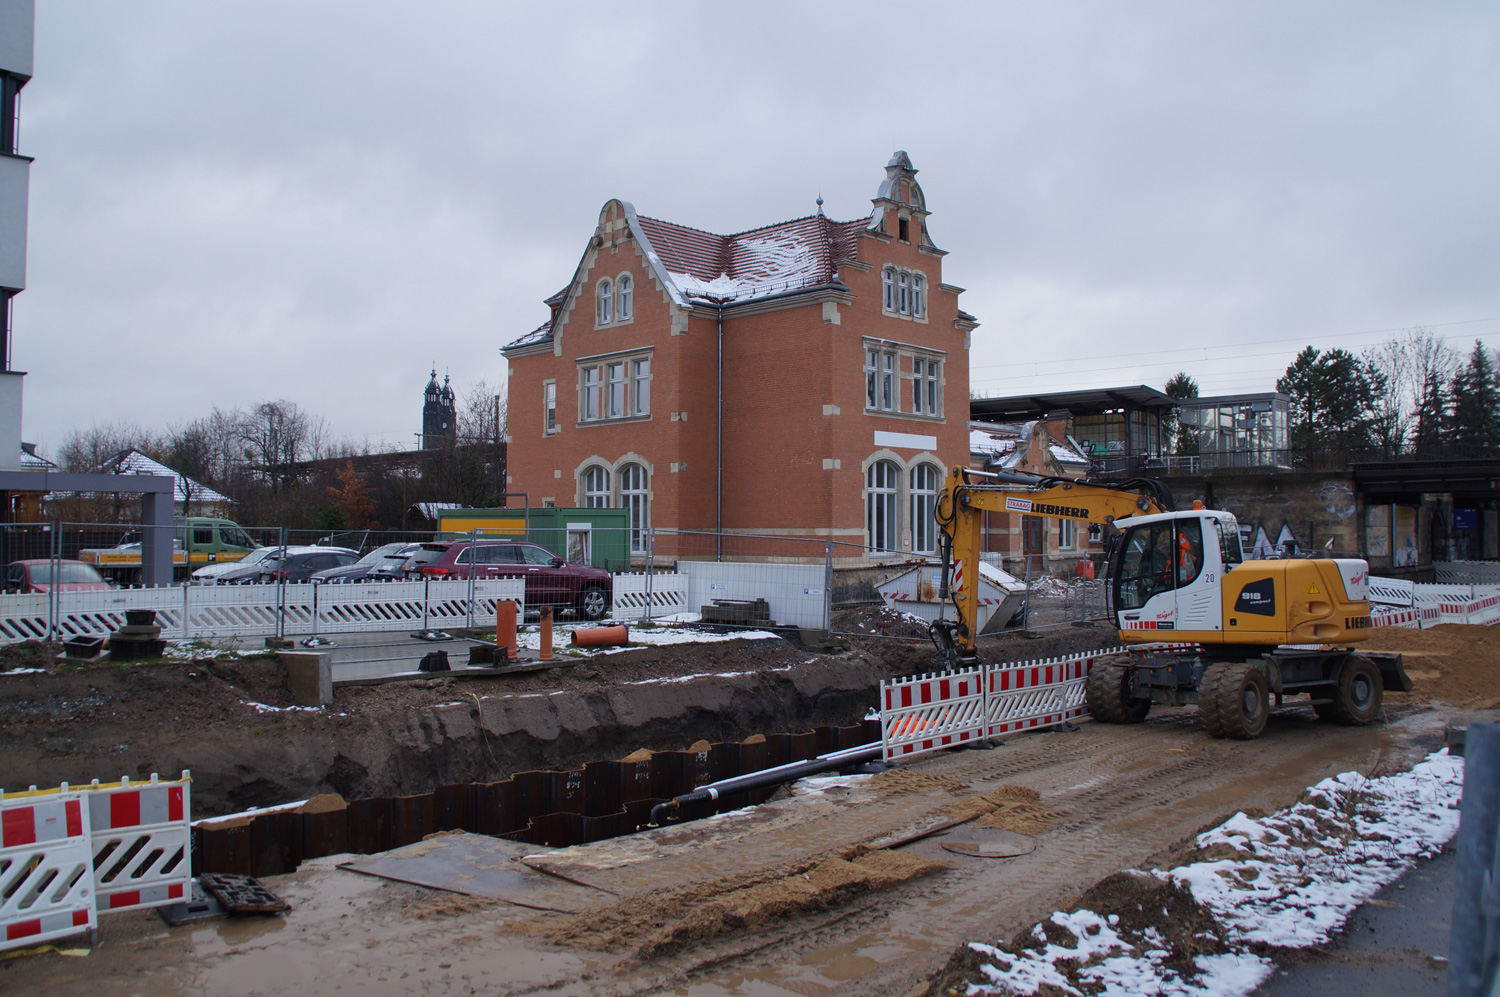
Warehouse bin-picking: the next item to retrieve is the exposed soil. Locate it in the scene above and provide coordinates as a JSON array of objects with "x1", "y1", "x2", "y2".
[{"x1": 1359, "y1": 623, "x2": 1500, "y2": 707}]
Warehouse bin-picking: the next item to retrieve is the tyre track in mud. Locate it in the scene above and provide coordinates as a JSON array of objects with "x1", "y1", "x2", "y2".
[{"x1": 642, "y1": 707, "x2": 1449, "y2": 997}]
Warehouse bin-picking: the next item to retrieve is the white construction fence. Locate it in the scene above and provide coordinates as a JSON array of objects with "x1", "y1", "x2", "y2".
[{"x1": 0, "y1": 772, "x2": 192, "y2": 953}]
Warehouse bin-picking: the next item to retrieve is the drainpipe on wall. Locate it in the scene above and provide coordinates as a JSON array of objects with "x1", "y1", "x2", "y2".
[{"x1": 712, "y1": 299, "x2": 726, "y2": 561}]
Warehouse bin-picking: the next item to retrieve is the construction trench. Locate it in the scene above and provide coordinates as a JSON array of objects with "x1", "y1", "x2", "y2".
[{"x1": 3, "y1": 615, "x2": 1499, "y2": 995}]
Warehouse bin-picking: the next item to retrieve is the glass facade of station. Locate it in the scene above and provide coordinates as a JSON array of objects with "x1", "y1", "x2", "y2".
[{"x1": 1173, "y1": 393, "x2": 1291, "y2": 467}]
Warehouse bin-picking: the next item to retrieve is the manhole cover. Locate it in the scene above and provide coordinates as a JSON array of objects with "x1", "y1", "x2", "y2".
[{"x1": 939, "y1": 828, "x2": 1036, "y2": 858}]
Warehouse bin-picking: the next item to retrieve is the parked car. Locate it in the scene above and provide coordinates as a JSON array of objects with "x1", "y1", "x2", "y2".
[
  {"x1": 215, "y1": 547, "x2": 359, "y2": 584},
  {"x1": 5, "y1": 559, "x2": 112, "y2": 594},
  {"x1": 407, "y1": 540, "x2": 613, "y2": 620},
  {"x1": 310, "y1": 543, "x2": 424, "y2": 583},
  {"x1": 192, "y1": 545, "x2": 282, "y2": 585}
]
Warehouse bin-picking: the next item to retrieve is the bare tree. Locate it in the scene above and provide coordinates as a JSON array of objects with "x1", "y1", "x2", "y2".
[
  {"x1": 1362, "y1": 328, "x2": 1460, "y2": 455},
  {"x1": 456, "y1": 378, "x2": 505, "y2": 444},
  {"x1": 239, "y1": 400, "x2": 313, "y2": 493},
  {"x1": 57, "y1": 421, "x2": 161, "y2": 472}
]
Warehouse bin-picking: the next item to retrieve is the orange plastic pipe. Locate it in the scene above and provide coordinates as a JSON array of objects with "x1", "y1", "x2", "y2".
[
  {"x1": 539, "y1": 606, "x2": 553, "y2": 660},
  {"x1": 571, "y1": 625, "x2": 630, "y2": 648},
  {"x1": 497, "y1": 600, "x2": 517, "y2": 661}
]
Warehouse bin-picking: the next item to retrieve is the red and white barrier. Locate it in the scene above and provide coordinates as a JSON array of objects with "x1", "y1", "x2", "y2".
[
  {"x1": 0, "y1": 770, "x2": 192, "y2": 951},
  {"x1": 0, "y1": 792, "x2": 97, "y2": 952},
  {"x1": 880, "y1": 665, "x2": 988, "y2": 759},
  {"x1": 83, "y1": 774, "x2": 191, "y2": 915},
  {"x1": 985, "y1": 652, "x2": 1098, "y2": 736}
]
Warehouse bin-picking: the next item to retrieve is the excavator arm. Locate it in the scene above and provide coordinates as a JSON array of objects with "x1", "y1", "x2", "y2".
[{"x1": 931, "y1": 466, "x2": 1173, "y2": 667}]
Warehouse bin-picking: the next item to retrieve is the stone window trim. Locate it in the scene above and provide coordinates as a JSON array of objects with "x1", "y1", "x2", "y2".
[
  {"x1": 860, "y1": 450, "x2": 944, "y2": 559},
  {"x1": 594, "y1": 271, "x2": 636, "y2": 329},
  {"x1": 880, "y1": 265, "x2": 929, "y2": 322},
  {"x1": 862, "y1": 338, "x2": 945, "y2": 421},
  {"x1": 542, "y1": 379, "x2": 557, "y2": 436},
  {"x1": 576, "y1": 347, "x2": 653, "y2": 426},
  {"x1": 573, "y1": 454, "x2": 655, "y2": 550}
]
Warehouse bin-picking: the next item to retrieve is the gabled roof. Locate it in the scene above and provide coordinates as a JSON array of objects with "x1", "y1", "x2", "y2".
[
  {"x1": 19, "y1": 442, "x2": 55, "y2": 470},
  {"x1": 503, "y1": 152, "x2": 941, "y2": 355},
  {"x1": 95, "y1": 449, "x2": 231, "y2": 505},
  {"x1": 969, "y1": 422, "x2": 1089, "y2": 470}
]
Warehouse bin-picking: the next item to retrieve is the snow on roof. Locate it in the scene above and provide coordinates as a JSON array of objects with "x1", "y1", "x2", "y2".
[
  {"x1": 411, "y1": 502, "x2": 464, "y2": 520},
  {"x1": 19, "y1": 443, "x2": 54, "y2": 470},
  {"x1": 1050, "y1": 443, "x2": 1090, "y2": 466},
  {"x1": 969, "y1": 425, "x2": 1022, "y2": 457},
  {"x1": 641, "y1": 212, "x2": 859, "y2": 305},
  {"x1": 96, "y1": 449, "x2": 230, "y2": 505}
]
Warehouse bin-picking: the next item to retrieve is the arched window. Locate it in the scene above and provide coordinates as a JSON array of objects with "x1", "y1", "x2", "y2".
[
  {"x1": 910, "y1": 273, "x2": 925, "y2": 318},
  {"x1": 583, "y1": 465, "x2": 610, "y2": 508},
  {"x1": 596, "y1": 279, "x2": 613, "y2": 325},
  {"x1": 866, "y1": 460, "x2": 900, "y2": 554},
  {"x1": 882, "y1": 268, "x2": 895, "y2": 311},
  {"x1": 618, "y1": 462, "x2": 649, "y2": 554},
  {"x1": 910, "y1": 463, "x2": 940, "y2": 555},
  {"x1": 617, "y1": 274, "x2": 632, "y2": 321},
  {"x1": 897, "y1": 271, "x2": 910, "y2": 314}
]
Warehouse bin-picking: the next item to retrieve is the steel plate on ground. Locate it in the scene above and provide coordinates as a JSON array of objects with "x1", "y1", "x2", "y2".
[
  {"x1": 939, "y1": 828, "x2": 1037, "y2": 858},
  {"x1": 340, "y1": 832, "x2": 609, "y2": 913}
]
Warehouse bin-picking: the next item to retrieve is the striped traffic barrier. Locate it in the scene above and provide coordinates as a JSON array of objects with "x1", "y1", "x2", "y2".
[
  {"x1": 82, "y1": 773, "x2": 192, "y2": 915},
  {"x1": 0, "y1": 790, "x2": 97, "y2": 952}
]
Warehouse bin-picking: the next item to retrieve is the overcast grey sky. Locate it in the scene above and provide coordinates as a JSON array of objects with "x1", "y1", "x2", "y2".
[{"x1": 14, "y1": 1, "x2": 1499, "y2": 453}]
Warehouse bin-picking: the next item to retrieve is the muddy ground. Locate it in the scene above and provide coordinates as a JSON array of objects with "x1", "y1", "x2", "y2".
[{"x1": 3, "y1": 620, "x2": 1492, "y2": 996}]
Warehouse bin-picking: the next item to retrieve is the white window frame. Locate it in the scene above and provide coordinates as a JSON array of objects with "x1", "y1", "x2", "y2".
[
  {"x1": 596, "y1": 278, "x2": 613, "y2": 325},
  {"x1": 582, "y1": 465, "x2": 610, "y2": 508},
  {"x1": 910, "y1": 273, "x2": 925, "y2": 318},
  {"x1": 911, "y1": 356, "x2": 941, "y2": 416},
  {"x1": 617, "y1": 273, "x2": 633, "y2": 322},
  {"x1": 582, "y1": 367, "x2": 600, "y2": 421},
  {"x1": 543, "y1": 380, "x2": 557, "y2": 434},
  {"x1": 880, "y1": 266, "x2": 929, "y2": 322},
  {"x1": 606, "y1": 362, "x2": 625, "y2": 418},
  {"x1": 632, "y1": 358, "x2": 651, "y2": 416},
  {"x1": 1059, "y1": 518, "x2": 1078, "y2": 550},
  {"x1": 882, "y1": 268, "x2": 895, "y2": 311},
  {"x1": 910, "y1": 463, "x2": 940, "y2": 556},
  {"x1": 897, "y1": 271, "x2": 909, "y2": 314},
  {"x1": 866, "y1": 460, "x2": 900, "y2": 554},
  {"x1": 618, "y1": 462, "x2": 650, "y2": 555}
]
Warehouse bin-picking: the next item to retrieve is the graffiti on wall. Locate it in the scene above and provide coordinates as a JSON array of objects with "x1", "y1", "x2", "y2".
[{"x1": 1239, "y1": 522, "x2": 1307, "y2": 559}]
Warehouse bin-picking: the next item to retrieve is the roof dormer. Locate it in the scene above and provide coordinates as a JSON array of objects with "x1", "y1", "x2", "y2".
[{"x1": 868, "y1": 150, "x2": 942, "y2": 252}]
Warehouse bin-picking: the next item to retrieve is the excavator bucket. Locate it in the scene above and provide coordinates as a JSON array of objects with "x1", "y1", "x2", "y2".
[{"x1": 1364, "y1": 652, "x2": 1414, "y2": 693}]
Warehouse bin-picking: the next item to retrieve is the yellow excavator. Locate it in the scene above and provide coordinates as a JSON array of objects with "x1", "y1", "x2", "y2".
[{"x1": 931, "y1": 466, "x2": 1411, "y2": 739}]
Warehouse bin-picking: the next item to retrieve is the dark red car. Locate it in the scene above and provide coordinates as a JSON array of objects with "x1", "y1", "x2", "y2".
[
  {"x1": 406, "y1": 541, "x2": 613, "y2": 620},
  {"x1": 5, "y1": 559, "x2": 112, "y2": 594}
]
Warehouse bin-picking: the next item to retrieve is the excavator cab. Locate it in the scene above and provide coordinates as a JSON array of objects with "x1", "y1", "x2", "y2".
[{"x1": 1111, "y1": 510, "x2": 1242, "y2": 638}]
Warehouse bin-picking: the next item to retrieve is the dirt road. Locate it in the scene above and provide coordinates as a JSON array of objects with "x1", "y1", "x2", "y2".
[{"x1": 8, "y1": 696, "x2": 1478, "y2": 997}]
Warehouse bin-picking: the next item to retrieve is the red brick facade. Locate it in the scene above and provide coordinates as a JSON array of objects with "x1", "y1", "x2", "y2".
[{"x1": 502, "y1": 153, "x2": 977, "y2": 561}]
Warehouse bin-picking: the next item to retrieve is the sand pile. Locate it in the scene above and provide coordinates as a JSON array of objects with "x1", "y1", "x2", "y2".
[
  {"x1": 547, "y1": 848, "x2": 947, "y2": 959},
  {"x1": 870, "y1": 768, "x2": 969, "y2": 796},
  {"x1": 1356, "y1": 623, "x2": 1500, "y2": 707},
  {"x1": 939, "y1": 785, "x2": 1063, "y2": 834}
]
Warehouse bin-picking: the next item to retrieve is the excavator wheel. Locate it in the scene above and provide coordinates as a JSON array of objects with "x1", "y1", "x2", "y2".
[
  {"x1": 1197, "y1": 662, "x2": 1269, "y2": 740},
  {"x1": 1086, "y1": 655, "x2": 1150, "y2": 724},
  {"x1": 1314, "y1": 655, "x2": 1383, "y2": 725}
]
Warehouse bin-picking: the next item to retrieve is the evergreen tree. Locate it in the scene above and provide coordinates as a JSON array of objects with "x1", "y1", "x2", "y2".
[
  {"x1": 1163, "y1": 372, "x2": 1199, "y2": 455},
  {"x1": 1276, "y1": 347, "x2": 1378, "y2": 452},
  {"x1": 1410, "y1": 368, "x2": 1450, "y2": 454},
  {"x1": 1448, "y1": 341, "x2": 1500, "y2": 451}
]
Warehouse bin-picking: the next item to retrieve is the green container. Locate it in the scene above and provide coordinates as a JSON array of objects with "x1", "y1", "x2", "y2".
[{"x1": 437, "y1": 507, "x2": 631, "y2": 570}]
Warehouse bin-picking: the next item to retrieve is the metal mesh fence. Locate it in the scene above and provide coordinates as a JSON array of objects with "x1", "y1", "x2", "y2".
[{"x1": 0, "y1": 517, "x2": 1113, "y2": 645}]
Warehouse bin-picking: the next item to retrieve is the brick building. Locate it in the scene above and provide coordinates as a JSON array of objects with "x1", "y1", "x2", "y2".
[{"x1": 502, "y1": 152, "x2": 977, "y2": 562}]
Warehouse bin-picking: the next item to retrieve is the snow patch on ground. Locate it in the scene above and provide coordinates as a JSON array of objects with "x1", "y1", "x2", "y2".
[
  {"x1": 512, "y1": 624, "x2": 781, "y2": 654},
  {"x1": 965, "y1": 748, "x2": 1464, "y2": 996}
]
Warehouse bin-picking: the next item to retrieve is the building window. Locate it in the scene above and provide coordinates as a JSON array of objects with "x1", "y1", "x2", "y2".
[
  {"x1": 578, "y1": 350, "x2": 652, "y2": 423},
  {"x1": 912, "y1": 358, "x2": 940, "y2": 416},
  {"x1": 582, "y1": 367, "x2": 600, "y2": 421},
  {"x1": 544, "y1": 381, "x2": 556, "y2": 434},
  {"x1": 632, "y1": 358, "x2": 650, "y2": 415},
  {"x1": 898, "y1": 217, "x2": 910, "y2": 242},
  {"x1": 607, "y1": 362, "x2": 625, "y2": 418},
  {"x1": 617, "y1": 274, "x2": 632, "y2": 321},
  {"x1": 1059, "y1": 518, "x2": 1077, "y2": 550},
  {"x1": 866, "y1": 460, "x2": 900, "y2": 553},
  {"x1": 911, "y1": 463, "x2": 940, "y2": 555},
  {"x1": 619, "y1": 462, "x2": 649, "y2": 554},
  {"x1": 880, "y1": 267, "x2": 928, "y2": 320},
  {"x1": 583, "y1": 466, "x2": 610, "y2": 508},
  {"x1": 596, "y1": 279, "x2": 613, "y2": 325}
]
